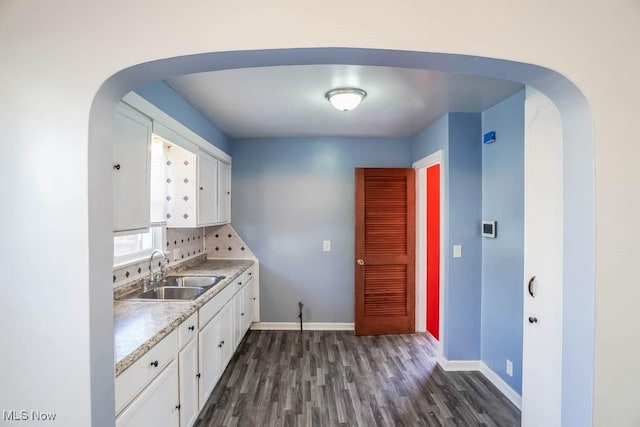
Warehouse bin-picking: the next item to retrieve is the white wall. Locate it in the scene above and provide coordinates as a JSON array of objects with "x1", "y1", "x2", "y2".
[{"x1": 1, "y1": 2, "x2": 638, "y2": 426}]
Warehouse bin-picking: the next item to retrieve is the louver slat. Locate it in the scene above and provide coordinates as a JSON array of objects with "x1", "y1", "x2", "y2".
[{"x1": 355, "y1": 168, "x2": 415, "y2": 336}]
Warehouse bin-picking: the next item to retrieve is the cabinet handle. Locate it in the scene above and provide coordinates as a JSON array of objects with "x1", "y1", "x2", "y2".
[
  {"x1": 113, "y1": 164, "x2": 121, "y2": 170},
  {"x1": 252, "y1": 297, "x2": 256, "y2": 301},
  {"x1": 528, "y1": 276, "x2": 536, "y2": 297},
  {"x1": 150, "y1": 360, "x2": 159, "y2": 367},
  {"x1": 248, "y1": 272, "x2": 252, "y2": 276},
  {"x1": 227, "y1": 191, "x2": 230, "y2": 195},
  {"x1": 199, "y1": 187, "x2": 204, "y2": 190},
  {"x1": 196, "y1": 373, "x2": 201, "y2": 379},
  {"x1": 175, "y1": 404, "x2": 181, "y2": 410},
  {"x1": 528, "y1": 316, "x2": 538, "y2": 324},
  {"x1": 241, "y1": 313, "x2": 244, "y2": 316},
  {"x1": 188, "y1": 325, "x2": 195, "y2": 331},
  {"x1": 238, "y1": 281, "x2": 242, "y2": 285}
]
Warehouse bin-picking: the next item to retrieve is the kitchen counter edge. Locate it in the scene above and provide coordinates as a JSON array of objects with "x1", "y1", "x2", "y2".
[{"x1": 114, "y1": 258, "x2": 255, "y2": 377}]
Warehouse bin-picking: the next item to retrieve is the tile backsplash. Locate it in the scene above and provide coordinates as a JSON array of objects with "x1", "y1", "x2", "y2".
[
  {"x1": 113, "y1": 226, "x2": 204, "y2": 288},
  {"x1": 166, "y1": 227, "x2": 205, "y2": 261},
  {"x1": 204, "y1": 224, "x2": 255, "y2": 259},
  {"x1": 113, "y1": 224, "x2": 254, "y2": 289}
]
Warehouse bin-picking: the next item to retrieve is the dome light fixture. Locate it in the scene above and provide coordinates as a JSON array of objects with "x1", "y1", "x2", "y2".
[{"x1": 325, "y1": 87, "x2": 367, "y2": 112}]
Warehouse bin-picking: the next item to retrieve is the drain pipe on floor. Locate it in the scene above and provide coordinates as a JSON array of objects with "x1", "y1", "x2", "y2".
[{"x1": 298, "y1": 302, "x2": 304, "y2": 332}]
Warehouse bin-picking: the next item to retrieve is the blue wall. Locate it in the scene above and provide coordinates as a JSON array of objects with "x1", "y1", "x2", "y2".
[
  {"x1": 481, "y1": 90, "x2": 525, "y2": 393},
  {"x1": 231, "y1": 137, "x2": 412, "y2": 322},
  {"x1": 445, "y1": 113, "x2": 483, "y2": 360},
  {"x1": 411, "y1": 114, "x2": 449, "y2": 160},
  {"x1": 137, "y1": 78, "x2": 523, "y2": 391},
  {"x1": 411, "y1": 113, "x2": 482, "y2": 361},
  {"x1": 135, "y1": 81, "x2": 231, "y2": 154}
]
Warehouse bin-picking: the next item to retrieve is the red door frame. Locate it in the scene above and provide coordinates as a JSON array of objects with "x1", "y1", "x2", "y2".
[{"x1": 426, "y1": 164, "x2": 440, "y2": 340}]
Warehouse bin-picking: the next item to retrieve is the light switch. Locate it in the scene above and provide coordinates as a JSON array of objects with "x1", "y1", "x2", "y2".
[
  {"x1": 453, "y1": 245, "x2": 462, "y2": 258},
  {"x1": 323, "y1": 240, "x2": 331, "y2": 252}
]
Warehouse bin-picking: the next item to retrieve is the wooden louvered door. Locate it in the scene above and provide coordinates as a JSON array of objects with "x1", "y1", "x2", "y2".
[{"x1": 355, "y1": 168, "x2": 415, "y2": 335}]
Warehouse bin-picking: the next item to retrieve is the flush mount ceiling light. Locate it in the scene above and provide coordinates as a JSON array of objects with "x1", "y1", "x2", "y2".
[{"x1": 325, "y1": 87, "x2": 367, "y2": 112}]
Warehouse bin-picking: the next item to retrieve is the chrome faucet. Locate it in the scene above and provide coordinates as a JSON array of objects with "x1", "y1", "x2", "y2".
[{"x1": 146, "y1": 249, "x2": 169, "y2": 290}]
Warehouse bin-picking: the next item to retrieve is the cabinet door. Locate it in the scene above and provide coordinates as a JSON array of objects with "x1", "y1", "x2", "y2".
[
  {"x1": 165, "y1": 144, "x2": 197, "y2": 228},
  {"x1": 116, "y1": 360, "x2": 179, "y2": 427},
  {"x1": 113, "y1": 103, "x2": 152, "y2": 231},
  {"x1": 218, "y1": 302, "x2": 235, "y2": 368},
  {"x1": 233, "y1": 290, "x2": 243, "y2": 348},
  {"x1": 217, "y1": 161, "x2": 231, "y2": 224},
  {"x1": 197, "y1": 155, "x2": 218, "y2": 225},
  {"x1": 242, "y1": 281, "x2": 254, "y2": 335},
  {"x1": 198, "y1": 315, "x2": 222, "y2": 408},
  {"x1": 178, "y1": 338, "x2": 199, "y2": 427}
]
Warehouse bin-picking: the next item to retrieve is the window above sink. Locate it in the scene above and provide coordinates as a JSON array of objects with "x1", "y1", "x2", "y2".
[{"x1": 113, "y1": 226, "x2": 164, "y2": 268}]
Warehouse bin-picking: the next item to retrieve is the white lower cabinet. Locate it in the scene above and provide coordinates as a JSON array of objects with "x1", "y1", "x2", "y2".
[
  {"x1": 198, "y1": 308, "x2": 224, "y2": 408},
  {"x1": 233, "y1": 278, "x2": 255, "y2": 347},
  {"x1": 116, "y1": 264, "x2": 259, "y2": 426},
  {"x1": 218, "y1": 302, "x2": 234, "y2": 367},
  {"x1": 178, "y1": 338, "x2": 199, "y2": 427},
  {"x1": 233, "y1": 288, "x2": 244, "y2": 346},
  {"x1": 116, "y1": 360, "x2": 180, "y2": 427},
  {"x1": 198, "y1": 299, "x2": 234, "y2": 410},
  {"x1": 242, "y1": 280, "x2": 254, "y2": 333}
]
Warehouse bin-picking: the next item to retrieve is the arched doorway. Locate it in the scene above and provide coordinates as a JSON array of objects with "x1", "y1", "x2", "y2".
[{"x1": 90, "y1": 48, "x2": 593, "y2": 425}]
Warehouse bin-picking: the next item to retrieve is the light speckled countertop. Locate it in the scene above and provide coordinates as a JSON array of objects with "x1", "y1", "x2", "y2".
[{"x1": 114, "y1": 258, "x2": 254, "y2": 376}]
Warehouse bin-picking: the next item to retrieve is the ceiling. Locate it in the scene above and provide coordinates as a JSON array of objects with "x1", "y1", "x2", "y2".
[{"x1": 167, "y1": 65, "x2": 523, "y2": 139}]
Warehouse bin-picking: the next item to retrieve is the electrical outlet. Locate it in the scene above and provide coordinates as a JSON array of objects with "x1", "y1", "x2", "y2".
[
  {"x1": 173, "y1": 248, "x2": 181, "y2": 261},
  {"x1": 506, "y1": 359, "x2": 513, "y2": 377},
  {"x1": 453, "y1": 245, "x2": 462, "y2": 258},
  {"x1": 323, "y1": 240, "x2": 331, "y2": 252}
]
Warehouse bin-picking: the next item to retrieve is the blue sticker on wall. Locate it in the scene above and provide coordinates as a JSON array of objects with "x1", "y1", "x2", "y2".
[{"x1": 483, "y1": 131, "x2": 496, "y2": 144}]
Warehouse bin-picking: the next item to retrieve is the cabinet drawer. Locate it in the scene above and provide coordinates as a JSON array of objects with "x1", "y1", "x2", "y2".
[
  {"x1": 115, "y1": 329, "x2": 178, "y2": 414},
  {"x1": 199, "y1": 283, "x2": 235, "y2": 328},
  {"x1": 230, "y1": 265, "x2": 254, "y2": 294},
  {"x1": 242, "y1": 265, "x2": 255, "y2": 286},
  {"x1": 178, "y1": 312, "x2": 198, "y2": 350},
  {"x1": 115, "y1": 359, "x2": 179, "y2": 427}
]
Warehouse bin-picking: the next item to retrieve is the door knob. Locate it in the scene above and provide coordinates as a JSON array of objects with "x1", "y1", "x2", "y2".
[
  {"x1": 528, "y1": 316, "x2": 538, "y2": 324},
  {"x1": 357, "y1": 259, "x2": 364, "y2": 266}
]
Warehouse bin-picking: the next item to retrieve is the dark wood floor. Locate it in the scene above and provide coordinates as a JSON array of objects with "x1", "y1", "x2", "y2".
[{"x1": 195, "y1": 330, "x2": 520, "y2": 427}]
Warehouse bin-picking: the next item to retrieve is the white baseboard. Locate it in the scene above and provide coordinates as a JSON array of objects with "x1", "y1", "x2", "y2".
[
  {"x1": 479, "y1": 362, "x2": 522, "y2": 410},
  {"x1": 437, "y1": 357, "x2": 482, "y2": 371},
  {"x1": 426, "y1": 332, "x2": 443, "y2": 355},
  {"x1": 250, "y1": 322, "x2": 354, "y2": 331},
  {"x1": 437, "y1": 358, "x2": 522, "y2": 410}
]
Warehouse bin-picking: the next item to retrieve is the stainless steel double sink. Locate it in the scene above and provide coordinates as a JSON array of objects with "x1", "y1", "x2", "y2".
[{"x1": 121, "y1": 276, "x2": 226, "y2": 301}]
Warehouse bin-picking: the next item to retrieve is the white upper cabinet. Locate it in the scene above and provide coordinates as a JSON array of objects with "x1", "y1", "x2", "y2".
[
  {"x1": 113, "y1": 102, "x2": 152, "y2": 231},
  {"x1": 165, "y1": 143, "x2": 197, "y2": 227},
  {"x1": 165, "y1": 143, "x2": 230, "y2": 228},
  {"x1": 197, "y1": 153, "x2": 219, "y2": 226},
  {"x1": 217, "y1": 161, "x2": 231, "y2": 224},
  {"x1": 118, "y1": 93, "x2": 232, "y2": 229}
]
